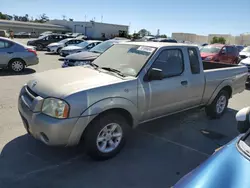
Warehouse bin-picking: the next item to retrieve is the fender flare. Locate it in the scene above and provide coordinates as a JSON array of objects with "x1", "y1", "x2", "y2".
[
  {"x1": 81, "y1": 97, "x2": 139, "y2": 125},
  {"x1": 207, "y1": 80, "x2": 233, "y2": 105},
  {"x1": 67, "y1": 97, "x2": 139, "y2": 146}
]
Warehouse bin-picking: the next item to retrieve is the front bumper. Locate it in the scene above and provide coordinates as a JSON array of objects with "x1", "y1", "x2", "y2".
[
  {"x1": 18, "y1": 86, "x2": 91, "y2": 146},
  {"x1": 47, "y1": 46, "x2": 58, "y2": 53}
]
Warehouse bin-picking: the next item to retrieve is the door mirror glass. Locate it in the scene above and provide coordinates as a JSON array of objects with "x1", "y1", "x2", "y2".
[{"x1": 147, "y1": 68, "x2": 164, "y2": 81}]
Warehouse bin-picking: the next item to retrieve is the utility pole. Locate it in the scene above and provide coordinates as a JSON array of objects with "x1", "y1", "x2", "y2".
[{"x1": 101, "y1": 15, "x2": 103, "y2": 23}]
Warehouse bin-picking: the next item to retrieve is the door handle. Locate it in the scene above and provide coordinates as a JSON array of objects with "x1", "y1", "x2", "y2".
[
  {"x1": 7, "y1": 52, "x2": 13, "y2": 54},
  {"x1": 181, "y1": 81, "x2": 188, "y2": 86}
]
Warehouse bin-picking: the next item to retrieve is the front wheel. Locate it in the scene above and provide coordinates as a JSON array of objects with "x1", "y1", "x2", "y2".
[
  {"x1": 36, "y1": 44, "x2": 44, "y2": 51},
  {"x1": 57, "y1": 47, "x2": 62, "y2": 54},
  {"x1": 205, "y1": 90, "x2": 229, "y2": 119},
  {"x1": 83, "y1": 113, "x2": 129, "y2": 160}
]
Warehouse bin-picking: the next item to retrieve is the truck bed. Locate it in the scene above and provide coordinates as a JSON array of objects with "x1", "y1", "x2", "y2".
[
  {"x1": 203, "y1": 61, "x2": 238, "y2": 70},
  {"x1": 202, "y1": 61, "x2": 247, "y2": 105}
]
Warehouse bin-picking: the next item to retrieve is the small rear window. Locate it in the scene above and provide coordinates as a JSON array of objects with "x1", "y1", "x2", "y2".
[{"x1": 188, "y1": 48, "x2": 200, "y2": 74}]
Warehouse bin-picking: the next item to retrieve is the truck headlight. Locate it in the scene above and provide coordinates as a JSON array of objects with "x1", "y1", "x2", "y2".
[{"x1": 42, "y1": 98, "x2": 70, "y2": 118}]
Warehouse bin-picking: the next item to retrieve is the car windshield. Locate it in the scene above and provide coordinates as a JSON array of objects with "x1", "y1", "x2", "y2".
[
  {"x1": 77, "y1": 41, "x2": 90, "y2": 48},
  {"x1": 89, "y1": 41, "x2": 116, "y2": 54},
  {"x1": 242, "y1": 47, "x2": 250, "y2": 52},
  {"x1": 92, "y1": 44, "x2": 156, "y2": 77},
  {"x1": 200, "y1": 46, "x2": 221, "y2": 53}
]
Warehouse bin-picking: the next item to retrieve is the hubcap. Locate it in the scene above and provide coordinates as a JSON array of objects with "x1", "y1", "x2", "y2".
[
  {"x1": 216, "y1": 95, "x2": 226, "y2": 114},
  {"x1": 12, "y1": 61, "x2": 24, "y2": 72},
  {"x1": 96, "y1": 123, "x2": 123, "y2": 153}
]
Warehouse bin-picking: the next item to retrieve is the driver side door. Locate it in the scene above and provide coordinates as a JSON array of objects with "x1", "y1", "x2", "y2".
[{"x1": 139, "y1": 48, "x2": 190, "y2": 121}]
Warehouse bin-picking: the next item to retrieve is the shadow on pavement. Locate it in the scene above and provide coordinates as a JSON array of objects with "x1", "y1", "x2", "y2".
[
  {"x1": 0, "y1": 68, "x2": 36, "y2": 76},
  {"x1": 0, "y1": 107, "x2": 240, "y2": 188},
  {"x1": 44, "y1": 52, "x2": 58, "y2": 55}
]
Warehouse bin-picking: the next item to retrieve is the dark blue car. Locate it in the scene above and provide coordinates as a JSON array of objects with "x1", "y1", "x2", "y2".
[{"x1": 174, "y1": 107, "x2": 250, "y2": 188}]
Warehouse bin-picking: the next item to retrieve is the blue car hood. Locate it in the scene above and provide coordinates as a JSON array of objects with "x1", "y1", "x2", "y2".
[{"x1": 175, "y1": 136, "x2": 250, "y2": 188}]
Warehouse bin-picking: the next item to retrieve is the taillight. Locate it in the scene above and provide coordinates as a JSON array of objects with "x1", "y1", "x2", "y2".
[{"x1": 27, "y1": 48, "x2": 37, "y2": 56}]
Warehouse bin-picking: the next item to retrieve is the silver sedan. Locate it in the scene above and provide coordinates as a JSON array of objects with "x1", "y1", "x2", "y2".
[{"x1": 0, "y1": 37, "x2": 39, "y2": 72}]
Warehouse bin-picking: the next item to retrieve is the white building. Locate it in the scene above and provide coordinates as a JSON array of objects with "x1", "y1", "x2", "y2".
[
  {"x1": 48, "y1": 20, "x2": 129, "y2": 39},
  {"x1": 171, "y1": 33, "x2": 208, "y2": 44}
]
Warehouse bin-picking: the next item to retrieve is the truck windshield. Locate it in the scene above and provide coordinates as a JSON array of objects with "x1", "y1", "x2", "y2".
[
  {"x1": 92, "y1": 44, "x2": 156, "y2": 77},
  {"x1": 242, "y1": 47, "x2": 250, "y2": 52},
  {"x1": 200, "y1": 46, "x2": 221, "y2": 53}
]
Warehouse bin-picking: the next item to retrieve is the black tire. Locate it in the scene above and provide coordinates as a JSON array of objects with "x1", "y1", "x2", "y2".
[
  {"x1": 57, "y1": 47, "x2": 62, "y2": 54},
  {"x1": 9, "y1": 59, "x2": 25, "y2": 72},
  {"x1": 83, "y1": 112, "x2": 129, "y2": 160},
  {"x1": 205, "y1": 90, "x2": 229, "y2": 119},
  {"x1": 36, "y1": 44, "x2": 44, "y2": 51}
]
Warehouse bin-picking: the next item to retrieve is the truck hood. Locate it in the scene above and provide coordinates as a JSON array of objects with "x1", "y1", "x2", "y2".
[
  {"x1": 27, "y1": 67, "x2": 123, "y2": 98},
  {"x1": 62, "y1": 46, "x2": 82, "y2": 51},
  {"x1": 175, "y1": 136, "x2": 250, "y2": 188},
  {"x1": 65, "y1": 51, "x2": 100, "y2": 61},
  {"x1": 240, "y1": 51, "x2": 250, "y2": 57}
]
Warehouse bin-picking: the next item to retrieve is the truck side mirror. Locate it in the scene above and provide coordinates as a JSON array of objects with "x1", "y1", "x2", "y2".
[
  {"x1": 146, "y1": 68, "x2": 164, "y2": 81},
  {"x1": 236, "y1": 107, "x2": 250, "y2": 133}
]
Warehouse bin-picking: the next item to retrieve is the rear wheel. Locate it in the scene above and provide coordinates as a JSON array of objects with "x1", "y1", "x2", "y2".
[
  {"x1": 205, "y1": 90, "x2": 229, "y2": 119},
  {"x1": 36, "y1": 44, "x2": 44, "y2": 51},
  {"x1": 83, "y1": 113, "x2": 129, "y2": 160},
  {"x1": 9, "y1": 59, "x2": 25, "y2": 72}
]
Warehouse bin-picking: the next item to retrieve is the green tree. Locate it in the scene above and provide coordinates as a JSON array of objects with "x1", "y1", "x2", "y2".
[
  {"x1": 159, "y1": 34, "x2": 167, "y2": 38},
  {"x1": 138, "y1": 29, "x2": 151, "y2": 37},
  {"x1": 0, "y1": 12, "x2": 7, "y2": 19},
  {"x1": 35, "y1": 13, "x2": 49, "y2": 23},
  {"x1": 211, "y1": 36, "x2": 226, "y2": 44}
]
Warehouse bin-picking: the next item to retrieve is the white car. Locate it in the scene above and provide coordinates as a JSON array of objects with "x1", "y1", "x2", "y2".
[
  {"x1": 47, "y1": 38, "x2": 83, "y2": 54},
  {"x1": 60, "y1": 40, "x2": 102, "y2": 57},
  {"x1": 239, "y1": 57, "x2": 250, "y2": 84},
  {"x1": 239, "y1": 46, "x2": 250, "y2": 62}
]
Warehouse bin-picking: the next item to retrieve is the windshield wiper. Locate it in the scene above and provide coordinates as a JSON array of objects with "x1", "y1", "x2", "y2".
[
  {"x1": 101, "y1": 67, "x2": 125, "y2": 77},
  {"x1": 89, "y1": 62, "x2": 99, "y2": 69}
]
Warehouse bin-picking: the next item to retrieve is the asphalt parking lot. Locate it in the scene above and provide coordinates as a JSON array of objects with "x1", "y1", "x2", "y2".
[{"x1": 1, "y1": 39, "x2": 250, "y2": 188}]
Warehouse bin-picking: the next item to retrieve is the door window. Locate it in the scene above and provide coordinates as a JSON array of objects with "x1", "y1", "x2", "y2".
[
  {"x1": 226, "y1": 46, "x2": 234, "y2": 55},
  {"x1": 0, "y1": 40, "x2": 12, "y2": 49},
  {"x1": 188, "y1": 48, "x2": 200, "y2": 74},
  {"x1": 151, "y1": 49, "x2": 184, "y2": 78}
]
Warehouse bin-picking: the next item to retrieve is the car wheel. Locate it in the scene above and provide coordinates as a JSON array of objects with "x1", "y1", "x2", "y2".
[
  {"x1": 36, "y1": 44, "x2": 43, "y2": 51},
  {"x1": 57, "y1": 47, "x2": 62, "y2": 54},
  {"x1": 9, "y1": 59, "x2": 25, "y2": 72},
  {"x1": 83, "y1": 112, "x2": 129, "y2": 160},
  {"x1": 205, "y1": 90, "x2": 229, "y2": 119}
]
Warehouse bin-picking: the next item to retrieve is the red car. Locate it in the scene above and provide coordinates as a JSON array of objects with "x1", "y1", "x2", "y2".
[{"x1": 200, "y1": 44, "x2": 239, "y2": 64}]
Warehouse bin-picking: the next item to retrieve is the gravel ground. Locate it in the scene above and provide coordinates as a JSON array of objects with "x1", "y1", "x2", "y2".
[{"x1": 0, "y1": 39, "x2": 250, "y2": 188}]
